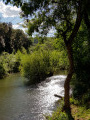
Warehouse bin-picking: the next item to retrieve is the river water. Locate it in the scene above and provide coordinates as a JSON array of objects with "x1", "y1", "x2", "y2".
[{"x1": 0, "y1": 73, "x2": 66, "y2": 120}]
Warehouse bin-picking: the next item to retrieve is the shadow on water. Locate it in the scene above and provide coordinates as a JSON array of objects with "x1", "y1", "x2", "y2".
[{"x1": 0, "y1": 73, "x2": 66, "y2": 120}]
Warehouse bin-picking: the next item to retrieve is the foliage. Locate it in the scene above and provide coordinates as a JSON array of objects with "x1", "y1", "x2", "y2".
[
  {"x1": 0, "y1": 51, "x2": 23, "y2": 75},
  {"x1": 70, "y1": 98, "x2": 90, "y2": 120},
  {"x1": 20, "y1": 44, "x2": 68, "y2": 84},
  {"x1": 53, "y1": 38, "x2": 66, "y2": 51},
  {"x1": 46, "y1": 111, "x2": 68, "y2": 120},
  {"x1": 0, "y1": 22, "x2": 12, "y2": 53},
  {"x1": 0, "y1": 35, "x2": 68, "y2": 81},
  {"x1": 0, "y1": 22, "x2": 31, "y2": 53},
  {"x1": 20, "y1": 50, "x2": 52, "y2": 84},
  {"x1": 17, "y1": 36, "x2": 68, "y2": 85},
  {"x1": 71, "y1": 22, "x2": 90, "y2": 105},
  {"x1": 45, "y1": 100, "x2": 69, "y2": 120},
  {"x1": 3, "y1": 0, "x2": 83, "y2": 41},
  {"x1": 0, "y1": 64, "x2": 5, "y2": 79},
  {"x1": 46, "y1": 98, "x2": 90, "y2": 120},
  {"x1": 50, "y1": 50, "x2": 68, "y2": 72},
  {"x1": 11, "y1": 29, "x2": 32, "y2": 52}
]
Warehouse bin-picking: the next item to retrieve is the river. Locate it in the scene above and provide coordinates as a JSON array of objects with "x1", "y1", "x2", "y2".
[{"x1": 0, "y1": 73, "x2": 66, "y2": 120}]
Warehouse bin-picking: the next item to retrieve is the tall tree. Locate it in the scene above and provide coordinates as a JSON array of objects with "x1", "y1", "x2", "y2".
[
  {"x1": 4, "y1": 0, "x2": 87, "y2": 113},
  {"x1": 0, "y1": 22, "x2": 12, "y2": 53},
  {"x1": 11, "y1": 29, "x2": 31, "y2": 52},
  {"x1": 0, "y1": 22, "x2": 31, "y2": 53},
  {"x1": 84, "y1": 0, "x2": 90, "y2": 52}
]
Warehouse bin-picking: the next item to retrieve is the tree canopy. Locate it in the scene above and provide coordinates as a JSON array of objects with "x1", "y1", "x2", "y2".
[
  {"x1": 0, "y1": 22, "x2": 31, "y2": 53},
  {"x1": 3, "y1": 0, "x2": 89, "y2": 36}
]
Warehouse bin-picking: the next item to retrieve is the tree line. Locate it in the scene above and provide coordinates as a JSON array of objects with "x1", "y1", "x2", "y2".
[{"x1": 0, "y1": 22, "x2": 31, "y2": 53}]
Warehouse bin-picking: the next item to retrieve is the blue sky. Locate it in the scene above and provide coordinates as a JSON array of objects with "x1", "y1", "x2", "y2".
[
  {"x1": 0, "y1": 0, "x2": 26, "y2": 31},
  {"x1": 0, "y1": 0, "x2": 56, "y2": 37}
]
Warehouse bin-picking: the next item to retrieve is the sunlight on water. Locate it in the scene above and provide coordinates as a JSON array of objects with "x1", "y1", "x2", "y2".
[{"x1": 0, "y1": 74, "x2": 66, "y2": 120}]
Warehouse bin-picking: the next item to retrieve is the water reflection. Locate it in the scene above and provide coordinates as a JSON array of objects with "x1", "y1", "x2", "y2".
[{"x1": 0, "y1": 73, "x2": 66, "y2": 120}]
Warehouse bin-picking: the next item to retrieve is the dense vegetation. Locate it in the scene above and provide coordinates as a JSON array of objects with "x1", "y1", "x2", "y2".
[
  {"x1": 0, "y1": 34, "x2": 68, "y2": 82},
  {"x1": 0, "y1": 22, "x2": 31, "y2": 53},
  {"x1": 46, "y1": 22, "x2": 90, "y2": 119},
  {"x1": 71, "y1": 22, "x2": 90, "y2": 106},
  {"x1": 0, "y1": 51, "x2": 21, "y2": 78},
  {"x1": 20, "y1": 44, "x2": 68, "y2": 84},
  {"x1": 46, "y1": 98, "x2": 90, "y2": 120}
]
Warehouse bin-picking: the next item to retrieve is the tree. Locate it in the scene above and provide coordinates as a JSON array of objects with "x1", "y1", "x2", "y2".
[
  {"x1": 4, "y1": 0, "x2": 88, "y2": 113},
  {"x1": 72, "y1": 21, "x2": 89, "y2": 95},
  {"x1": 0, "y1": 22, "x2": 31, "y2": 53},
  {"x1": 0, "y1": 22, "x2": 12, "y2": 53},
  {"x1": 84, "y1": 4, "x2": 90, "y2": 52},
  {"x1": 71, "y1": 1, "x2": 90, "y2": 105},
  {"x1": 11, "y1": 29, "x2": 31, "y2": 52}
]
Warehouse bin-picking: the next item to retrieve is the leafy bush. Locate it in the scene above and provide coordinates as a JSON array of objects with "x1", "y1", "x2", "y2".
[
  {"x1": 46, "y1": 112, "x2": 68, "y2": 120},
  {"x1": 71, "y1": 23, "x2": 90, "y2": 105},
  {"x1": 20, "y1": 48, "x2": 68, "y2": 84},
  {"x1": 0, "y1": 52, "x2": 16, "y2": 73},
  {"x1": 45, "y1": 100, "x2": 69, "y2": 120},
  {"x1": 20, "y1": 50, "x2": 53, "y2": 84},
  {"x1": 0, "y1": 51, "x2": 23, "y2": 76},
  {"x1": 50, "y1": 50, "x2": 68, "y2": 72},
  {"x1": 0, "y1": 64, "x2": 5, "y2": 79}
]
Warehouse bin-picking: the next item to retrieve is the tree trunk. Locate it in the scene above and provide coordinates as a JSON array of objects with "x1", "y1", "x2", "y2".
[
  {"x1": 63, "y1": 44, "x2": 74, "y2": 112},
  {"x1": 62, "y1": 0, "x2": 83, "y2": 112}
]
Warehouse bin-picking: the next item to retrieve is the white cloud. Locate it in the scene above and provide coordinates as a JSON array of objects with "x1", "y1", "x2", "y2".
[
  {"x1": 12, "y1": 24, "x2": 27, "y2": 33},
  {"x1": 12, "y1": 24, "x2": 20, "y2": 29},
  {"x1": 0, "y1": 1, "x2": 21, "y2": 18}
]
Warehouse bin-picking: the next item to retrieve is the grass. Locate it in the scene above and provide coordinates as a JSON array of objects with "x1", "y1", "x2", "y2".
[
  {"x1": 71, "y1": 104, "x2": 90, "y2": 120},
  {"x1": 46, "y1": 98, "x2": 90, "y2": 120}
]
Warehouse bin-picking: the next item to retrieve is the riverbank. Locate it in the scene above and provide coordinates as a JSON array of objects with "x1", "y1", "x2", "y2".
[
  {"x1": 46, "y1": 98, "x2": 90, "y2": 120},
  {"x1": 71, "y1": 104, "x2": 90, "y2": 120}
]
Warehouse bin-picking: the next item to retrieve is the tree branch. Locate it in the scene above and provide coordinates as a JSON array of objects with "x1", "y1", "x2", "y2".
[
  {"x1": 54, "y1": 94, "x2": 63, "y2": 99},
  {"x1": 67, "y1": 0, "x2": 83, "y2": 46}
]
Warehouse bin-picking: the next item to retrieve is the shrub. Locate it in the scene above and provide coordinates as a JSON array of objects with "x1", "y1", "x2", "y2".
[
  {"x1": 0, "y1": 64, "x2": 5, "y2": 79},
  {"x1": 71, "y1": 23, "x2": 90, "y2": 105},
  {"x1": 45, "y1": 100, "x2": 69, "y2": 120},
  {"x1": 46, "y1": 112, "x2": 68, "y2": 120},
  {"x1": 20, "y1": 49, "x2": 69, "y2": 84},
  {"x1": 0, "y1": 51, "x2": 23, "y2": 76},
  {"x1": 50, "y1": 50, "x2": 68, "y2": 72},
  {"x1": 20, "y1": 50, "x2": 53, "y2": 84},
  {"x1": 0, "y1": 52, "x2": 17, "y2": 73}
]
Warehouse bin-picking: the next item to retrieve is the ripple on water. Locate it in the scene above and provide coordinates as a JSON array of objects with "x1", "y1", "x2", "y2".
[{"x1": 0, "y1": 74, "x2": 66, "y2": 120}]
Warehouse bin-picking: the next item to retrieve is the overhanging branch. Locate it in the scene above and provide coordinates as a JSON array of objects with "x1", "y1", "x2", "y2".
[{"x1": 67, "y1": 0, "x2": 83, "y2": 45}]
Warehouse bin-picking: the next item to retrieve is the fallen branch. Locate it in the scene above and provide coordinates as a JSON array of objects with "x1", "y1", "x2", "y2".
[{"x1": 54, "y1": 94, "x2": 63, "y2": 99}]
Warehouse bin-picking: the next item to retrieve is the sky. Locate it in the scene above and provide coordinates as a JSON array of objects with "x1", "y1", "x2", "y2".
[{"x1": 0, "y1": 0, "x2": 56, "y2": 37}]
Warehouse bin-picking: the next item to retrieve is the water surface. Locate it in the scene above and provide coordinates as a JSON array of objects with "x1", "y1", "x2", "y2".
[{"x1": 0, "y1": 73, "x2": 66, "y2": 120}]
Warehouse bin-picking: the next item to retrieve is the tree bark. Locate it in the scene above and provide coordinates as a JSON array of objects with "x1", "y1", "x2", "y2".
[{"x1": 63, "y1": 44, "x2": 74, "y2": 112}]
